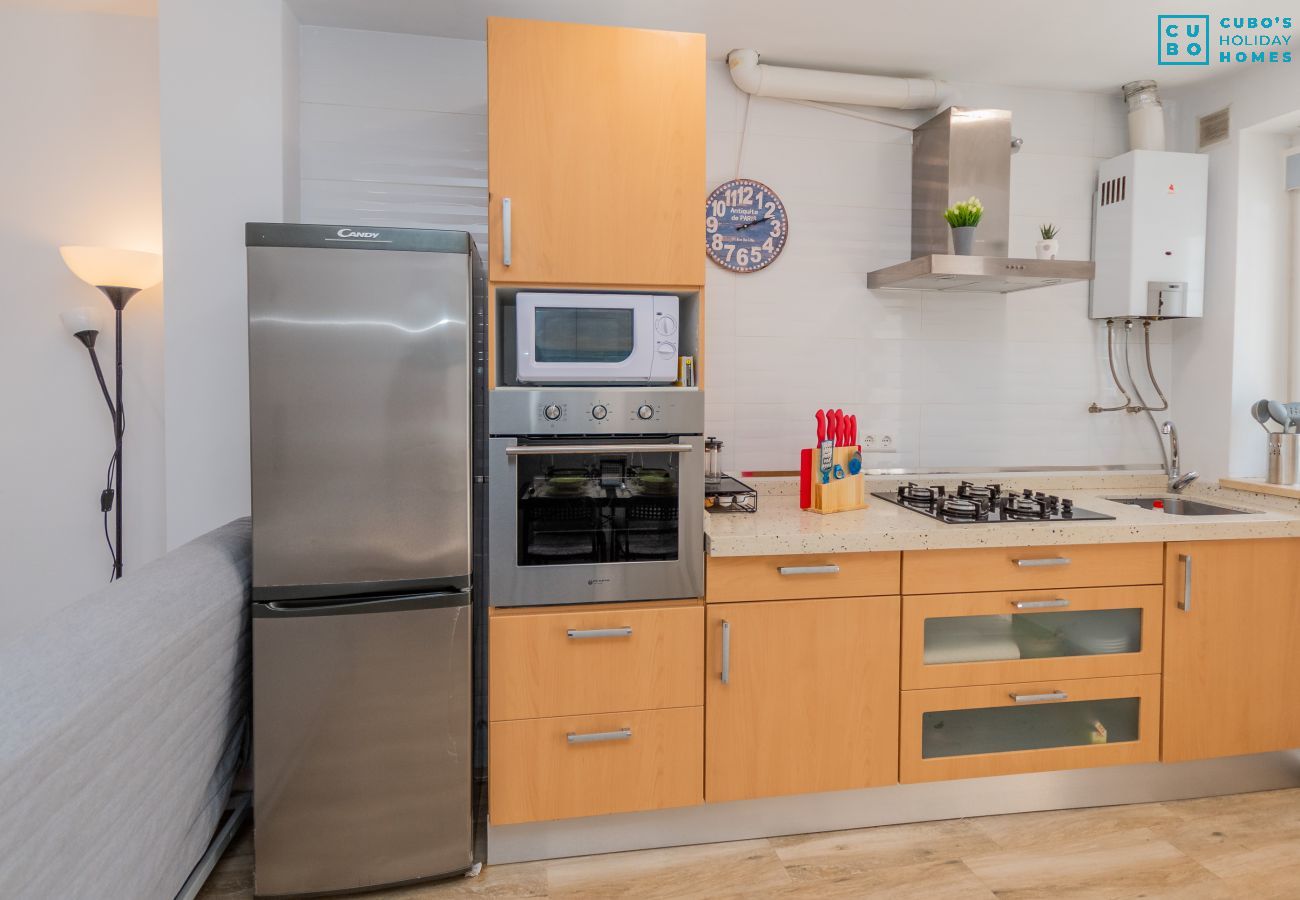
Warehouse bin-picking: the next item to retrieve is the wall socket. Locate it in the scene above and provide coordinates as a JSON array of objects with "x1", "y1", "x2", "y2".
[{"x1": 861, "y1": 434, "x2": 898, "y2": 453}]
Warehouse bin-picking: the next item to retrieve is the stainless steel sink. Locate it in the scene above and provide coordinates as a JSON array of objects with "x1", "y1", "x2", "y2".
[{"x1": 1107, "y1": 496, "x2": 1256, "y2": 516}]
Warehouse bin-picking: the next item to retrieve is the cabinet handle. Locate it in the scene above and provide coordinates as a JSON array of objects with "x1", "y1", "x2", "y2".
[
  {"x1": 1013, "y1": 557, "x2": 1072, "y2": 568},
  {"x1": 777, "y1": 564, "x2": 840, "y2": 576},
  {"x1": 1009, "y1": 690, "x2": 1069, "y2": 704},
  {"x1": 566, "y1": 728, "x2": 632, "y2": 745},
  {"x1": 1179, "y1": 553, "x2": 1193, "y2": 611},
  {"x1": 721, "y1": 620, "x2": 731, "y2": 685},
  {"x1": 566, "y1": 627, "x2": 633, "y2": 639},
  {"x1": 1011, "y1": 598, "x2": 1071, "y2": 609},
  {"x1": 502, "y1": 197, "x2": 512, "y2": 266}
]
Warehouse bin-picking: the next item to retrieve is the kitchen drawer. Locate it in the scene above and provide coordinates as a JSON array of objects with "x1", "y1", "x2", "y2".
[
  {"x1": 706, "y1": 552, "x2": 901, "y2": 603},
  {"x1": 899, "y1": 674, "x2": 1161, "y2": 783},
  {"x1": 901, "y1": 586, "x2": 1163, "y2": 690},
  {"x1": 902, "y1": 543, "x2": 1163, "y2": 595},
  {"x1": 489, "y1": 601, "x2": 703, "y2": 721},
  {"x1": 488, "y1": 706, "x2": 703, "y2": 824}
]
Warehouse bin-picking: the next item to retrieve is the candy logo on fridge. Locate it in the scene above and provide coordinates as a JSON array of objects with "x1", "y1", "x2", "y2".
[{"x1": 336, "y1": 228, "x2": 381, "y2": 238}]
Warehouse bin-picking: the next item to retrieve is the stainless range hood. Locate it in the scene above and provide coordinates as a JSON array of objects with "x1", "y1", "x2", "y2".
[{"x1": 867, "y1": 107, "x2": 1095, "y2": 293}]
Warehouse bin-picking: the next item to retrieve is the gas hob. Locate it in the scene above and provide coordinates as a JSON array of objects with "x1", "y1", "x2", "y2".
[{"x1": 872, "y1": 482, "x2": 1116, "y2": 525}]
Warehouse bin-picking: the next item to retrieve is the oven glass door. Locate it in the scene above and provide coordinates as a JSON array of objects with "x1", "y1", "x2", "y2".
[
  {"x1": 514, "y1": 443, "x2": 681, "y2": 566},
  {"x1": 488, "y1": 435, "x2": 705, "y2": 607}
]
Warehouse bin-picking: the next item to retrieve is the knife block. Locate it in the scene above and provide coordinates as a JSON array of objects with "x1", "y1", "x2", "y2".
[{"x1": 802, "y1": 446, "x2": 868, "y2": 515}]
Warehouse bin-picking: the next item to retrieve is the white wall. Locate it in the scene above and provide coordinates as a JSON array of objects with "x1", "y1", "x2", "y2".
[
  {"x1": 0, "y1": 7, "x2": 163, "y2": 635},
  {"x1": 1165, "y1": 64, "x2": 1300, "y2": 479},
  {"x1": 299, "y1": 26, "x2": 1164, "y2": 475},
  {"x1": 298, "y1": 27, "x2": 488, "y2": 248},
  {"x1": 159, "y1": 0, "x2": 300, "y2": 548}
]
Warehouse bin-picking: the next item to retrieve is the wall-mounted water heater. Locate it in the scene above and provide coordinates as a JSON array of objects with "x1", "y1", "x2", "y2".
[{"x1": 1090, "y1": 150, "x2": 1209, "y2": 319}]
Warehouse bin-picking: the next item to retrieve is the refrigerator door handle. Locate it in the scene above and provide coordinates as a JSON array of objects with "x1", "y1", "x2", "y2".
[{"x1": 258, "y1": 591, "x2": 470, "y2": 618}]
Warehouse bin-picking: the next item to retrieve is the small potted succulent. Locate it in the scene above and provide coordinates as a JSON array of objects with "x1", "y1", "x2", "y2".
[
  {"x1": 943, "y1": 196, "x2": 983, "y2": 255},
  {"x1": 1036, "y1": 224, "x2": 1060, "y2": 260}
]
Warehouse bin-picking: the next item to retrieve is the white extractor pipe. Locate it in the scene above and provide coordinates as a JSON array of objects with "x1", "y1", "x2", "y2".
[{"x1": 727, "y1": 49, "x2": 947, "y2": 109}]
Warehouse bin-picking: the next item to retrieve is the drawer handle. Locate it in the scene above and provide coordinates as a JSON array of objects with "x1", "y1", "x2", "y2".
[
  {"x1": 721, "y1": 620, "x2": 731, "y2": 685},
  {"x1": 1011, "y1": 598, "x2": 1071, "y2": 609},
  {"x1": 566, "y1": 627, "x2": 633, "y2": 639},
  {"x1": 1009, "y1": 690, "x2": 1069, "y2": 704},
  {"x1": 1013, "y1": 557, "x2": 1072, "y2": 568},
  {"x1": 566, "y1": 728, "x2": 632, "y2": 745},
  {"x1": 777, "y1": 565, "x2": 841, "y2": 576}
]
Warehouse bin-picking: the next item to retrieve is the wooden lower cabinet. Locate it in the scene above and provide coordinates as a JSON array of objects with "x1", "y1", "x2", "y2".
[
  {"x1": 899, "y1": 674, "x2": 1161, "y2": 783},
  {"x1": 489, "y1": 601, "x2": 703, "y2": 721},
  {"x1": 489, "y1": 706, "x2": 703, "y2": 825},
  {"x1": 705, "y1": 596, "x2": 901, "y2": 802},
  {"x1": 1163, "y1": 538, "x2": 1300, "y2": 762}
]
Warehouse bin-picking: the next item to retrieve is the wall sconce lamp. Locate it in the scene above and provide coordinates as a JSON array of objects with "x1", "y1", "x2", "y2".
[{"x1": 59, "y1": 246, "x2": 162, "y2": 580}]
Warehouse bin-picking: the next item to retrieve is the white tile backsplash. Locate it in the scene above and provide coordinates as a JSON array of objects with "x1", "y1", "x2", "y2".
[{"x1": 298, "y1": 31, "x2": 1167, "y2": 474}]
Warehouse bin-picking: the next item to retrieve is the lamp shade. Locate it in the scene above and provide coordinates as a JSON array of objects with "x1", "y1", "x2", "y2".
[
  {"x1": 60, "y1": 305, "x2": 106, "y2": 337},
  {"x1": 59, "y1": 246, "x2": 162, "y2": 290}
]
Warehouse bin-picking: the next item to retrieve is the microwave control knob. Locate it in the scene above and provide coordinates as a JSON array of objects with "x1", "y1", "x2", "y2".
[
  {"x1": 637, "y1": 404, "x2": 654, "y2": 420},
  {"x1": 543, "y1": 404, "x2": 561, "y2": 421},
  {"x1": 656, "y1": 315, "x2": 677, "y2": 336},
  {"x1": 591, "y1": 404, "x2": 608, "y2": 420}
]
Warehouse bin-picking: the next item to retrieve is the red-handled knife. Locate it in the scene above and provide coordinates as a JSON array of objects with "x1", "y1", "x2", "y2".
[
  {"x1": 849, "y1": 414, "x2": 857, "y2": 447},
  {"x1": 816, "y1": 409, "x2": 826, "y2": 445}
]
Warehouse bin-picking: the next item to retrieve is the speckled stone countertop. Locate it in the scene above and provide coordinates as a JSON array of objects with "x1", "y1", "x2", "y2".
[{"x1": 704, "y1": 472, "x2": 1300, "y2": 557}]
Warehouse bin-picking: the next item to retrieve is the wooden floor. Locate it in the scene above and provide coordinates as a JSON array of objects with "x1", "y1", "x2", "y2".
[{"x1": 198, "y1": 788, "x2": 1300, "y2": 899}]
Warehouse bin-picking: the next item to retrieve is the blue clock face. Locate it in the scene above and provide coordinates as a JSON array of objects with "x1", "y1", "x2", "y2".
[{"x1": 705, "y1": 178, "x2": 788, "y2": 273}]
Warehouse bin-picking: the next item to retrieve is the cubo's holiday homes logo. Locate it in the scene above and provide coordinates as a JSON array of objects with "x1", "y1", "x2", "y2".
[
  {"x1": 1158, "y1": 14, "x2": 1293, "y2": 65},
  {"x1": 1158, "y1": 15, "x2": 1210, "y2": 64}
]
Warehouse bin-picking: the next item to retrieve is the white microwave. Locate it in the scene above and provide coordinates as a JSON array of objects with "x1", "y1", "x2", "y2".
[{"x1": 515, "y1": 292, "x2": 679, "y2": 384}]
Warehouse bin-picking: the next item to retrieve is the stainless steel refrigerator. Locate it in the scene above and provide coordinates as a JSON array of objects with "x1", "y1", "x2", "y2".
[{"x1": 246, "y1": 223, "x2": 485, "y2": 897}]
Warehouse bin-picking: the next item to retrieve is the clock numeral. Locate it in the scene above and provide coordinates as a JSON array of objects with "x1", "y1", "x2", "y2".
[
  {"x1": 706, "y1": 215, "x2": 719, "y2": 234},
  {"x1": 762, "y1": 237, "x2": 775, "y2": 253},
  {"x1": 723, "y1": 245, "x2": 735, "y2": 263},
  {"x1": 712, "y1": 199, "x2": 727, "y2": 218},
  {"x1": 735, "y1": 248, "x2": 750, "y2": 267},
  {"x1": 711, "y1": 233, "x2": 724, "y2": 251},
  {"x1": 770, "y1": 221, "x2": 782, "y2": 238},
  {"x1": 764, "y1": 201, "x2": 776, "y2": 217},
  {"x1": 757, "y1": 191, "x2": 765, "y2": 208}
]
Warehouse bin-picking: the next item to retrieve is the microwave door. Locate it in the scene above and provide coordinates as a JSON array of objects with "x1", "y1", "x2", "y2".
[{"x1": 516, "y1": 296, "x2": 653, "y2": 384}]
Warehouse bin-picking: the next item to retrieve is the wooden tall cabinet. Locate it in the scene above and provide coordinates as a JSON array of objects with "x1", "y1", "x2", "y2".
[
  {"x1": 1163, "y1": 538, "x2": 1300, "y2": 762},
  {"x1": 486, "y1": 17, "x2": 706, "y2": 287},
  {"x1": 704, "y1": 595, "x2": 901, "y2": 802}
]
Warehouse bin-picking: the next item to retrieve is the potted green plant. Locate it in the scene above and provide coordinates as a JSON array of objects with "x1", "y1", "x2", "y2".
[
  {"x1": 943, "y1": 196, "x2": 983, "y2": 255},
  {"x1": 1036, "y1": 223, "x2": 1060, "y2": 260}
]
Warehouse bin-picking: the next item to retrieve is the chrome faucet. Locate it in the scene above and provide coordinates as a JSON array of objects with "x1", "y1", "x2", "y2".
[{"x1": 1162, "y1": 421, "x2": 1199, "y2": 493}]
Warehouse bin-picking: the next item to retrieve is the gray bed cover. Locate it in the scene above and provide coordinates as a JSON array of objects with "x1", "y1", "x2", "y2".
[{"x1": 0, "y1": 518, "x2": 251, "y2": 900}]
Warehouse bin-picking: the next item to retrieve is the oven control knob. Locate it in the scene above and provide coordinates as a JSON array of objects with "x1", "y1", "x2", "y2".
[
  {"x1": 637, "y1": 404, "x2": 654, "y2": 420},
  {"x1": 591, "y1": 404, "x2": 608, "y2": 420},
  {"x1": 543, "y1": 404, "x2": 562, "y2": 421}
]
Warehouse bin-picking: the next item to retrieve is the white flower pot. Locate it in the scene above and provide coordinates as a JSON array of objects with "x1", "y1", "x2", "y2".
[{"x1": 1035, "y1": 238, "x2": 1059, "y2": 260}]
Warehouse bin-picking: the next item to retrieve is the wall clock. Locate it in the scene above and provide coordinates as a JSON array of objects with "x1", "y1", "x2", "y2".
[{"x1": 705, "y1": 178, "x2": 788, "y2": 273}]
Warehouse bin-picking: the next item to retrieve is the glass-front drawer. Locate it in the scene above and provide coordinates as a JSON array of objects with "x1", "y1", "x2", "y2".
[
  {"x1": 901, "y1": 586, "x2": 1163, "y2": 689},
  {"x1": 900, "y1": 674, "x2": 1161, "y2": 783}
]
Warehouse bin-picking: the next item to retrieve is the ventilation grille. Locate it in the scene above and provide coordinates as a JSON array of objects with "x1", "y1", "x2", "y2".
[
  {"x1": 1198, "y1": 107, "x2": 1231, "y2": 149},
  {"x1": 1100, "y1": 175, "x2": 1127, "y2": 207}
]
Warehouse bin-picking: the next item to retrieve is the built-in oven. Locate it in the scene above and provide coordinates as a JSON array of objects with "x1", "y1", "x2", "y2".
[{"x1": 488, "y1": 388, "x2": 704, "y2": 607}]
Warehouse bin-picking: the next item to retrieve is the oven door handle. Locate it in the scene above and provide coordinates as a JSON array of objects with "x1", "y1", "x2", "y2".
[{"x1": 505, "y1": 444, "x2": 694, "y2": 456}]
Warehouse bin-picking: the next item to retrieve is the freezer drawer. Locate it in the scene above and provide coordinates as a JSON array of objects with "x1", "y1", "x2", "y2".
[{"x1": 253, "y1": 592, "x2": 472, "y2": 897}]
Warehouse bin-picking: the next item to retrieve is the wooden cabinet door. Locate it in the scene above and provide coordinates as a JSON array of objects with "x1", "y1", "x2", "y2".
[
  {"x1": 705, "y1": 596, "x2": 900, "y2": 802},
  {"x1": 1163, "y1": 539, "x2": 1300, "y2": 762},
  {"x1": 487, "y1": 18, "x2": 705, "y2": 286}
]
